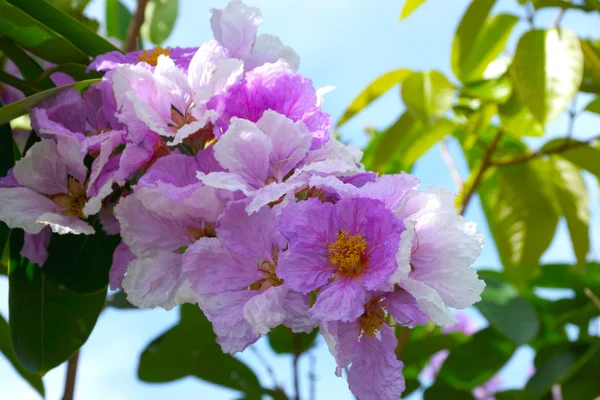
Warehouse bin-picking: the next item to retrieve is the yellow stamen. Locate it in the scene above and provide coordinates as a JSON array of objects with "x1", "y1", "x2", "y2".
[
  {"x1": 138, "y1": 46, "x2": 171, "y2": 66},
  {"x1": 70, "y1": 196, "x2": 87, "y2": 219},
  {"x1": 359, "y1": 297, "x2": 385, "y2": 337},
  {"x1": 327, "y1": 230, "x2": 367, "y2": 275},
  {"x1": 259, "y1": 249, "x2": 283, "y2": 287}
]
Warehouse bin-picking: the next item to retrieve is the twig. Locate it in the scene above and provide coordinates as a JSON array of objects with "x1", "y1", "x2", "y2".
[
  {"x1": 526, "y1": 1, "x2": 535, "y2": 28},
  {"x1": 440, "y1": 139, "x2": 463, "y2": 192},
  {"x1": 395, "y1": 327, "x2": 410, "y2": 360},
  {"x1": 553, "y1": 8, "x2": 566, "y2": 27},
  {"x1": 62, "y1": 350, "x2": 80, "y2": 400},
  {"x1": 489, "y1": 134, "x2": 600, "y2": 167},
  {"x1": 249, "y1": 345, "x2": 279, "y2": 388},
  {"x1": 308, "y1": 353, "x2": 316, "y2": 400},
  {"x1": 292, "y1": 334, "x2": 302, "y2": 400},
  {"x1": 584, "y1": 288, "x2": 600, "y2": 311},
  {"x1": 566, "y1": 95, "x2": 578, "y2": 139},
  {"x1": 124, "y1": 0, "x2": 150, "y2": 53},
  {"x1": 457, "y1": 129, "x2": 503, "y2": 216}
]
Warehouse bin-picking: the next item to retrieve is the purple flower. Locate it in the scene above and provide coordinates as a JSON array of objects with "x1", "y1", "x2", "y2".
[
  {"x1": 208, "y1": 60, "x2": 332, "y2": 149},
  {"x1": 87, "y1": 46, "x2": 198, "y2": 72},
  {"x1": 277, "y1": 197, "x2": 404, "y2": 322},
  {"x1": 0, "y1": 140, "x2": 95, "y2": 249},
  {"x1": 210, "y1": 0, "x2": 299, "y2": 71},
  {"x1": 197, "y1": 111, "x2": 362, "y2": 214}
]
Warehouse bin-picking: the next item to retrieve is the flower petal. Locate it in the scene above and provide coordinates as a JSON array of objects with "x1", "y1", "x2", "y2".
[
  {"x1": 243, "y1": 285, "x2": 288, "y2": 335},
  {"x1": 311, "y1": 279, "x2": 367, "y2": 322}
]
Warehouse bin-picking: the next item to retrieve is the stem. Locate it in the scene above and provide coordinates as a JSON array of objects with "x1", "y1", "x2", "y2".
[
  {"x1": 308, "y1": 353, "x2": 316, "y2": 400},
  {"x1": 457, "y1": 129, "x2": 503, "y2": 216},
  {"x1": 62, "y1": 350, "x2": 80, "y2": 400},
  {"x1": 292, "y1": 334, "x2": 302, "y2": 400},
  {"x1": 584, "y1": 288, "x2": 600, "y2": 311},
  {"x1": 490, "y1": 134, "x2": 600, "y2": 167},
  {"x1": 553, "y1": 8, "x2": 565, "y2": 27},
  {"x1": 395, "y1": 327, "x2": 410, "y2": 360},
  {"x1": 249, "y1": 345, "x2": 279, "y2": 388},
  {"x1": 566, "y1": 95, "x2": 578, "y2": 139},
  {"x1": 124, "y1": 0, "x2": 150, "y2": 53},
  {"x1": 526, "y1": 1, "x2": 535, "y2": 28},
  {"x1": 440, "y1": 139, "x2": 463, "y2": 192}
]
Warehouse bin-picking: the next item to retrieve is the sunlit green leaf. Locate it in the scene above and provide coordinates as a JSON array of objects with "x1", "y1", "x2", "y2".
[
  {"x1": 0, "y1": 78, "x2": 100, "y2": 125},
  {"x1": 580, "y1": 39, "x2": 600, "y2": 93},
  {"x1": 401, "y1": 70, "x2": 455, "y2": 121},
  {"x1": 0, "y1": 313, "x2": 44, "y2": 396},
  {"x1": 499, "y1": 91, "x2": 544, "y2": 137},
  {"x1": 106, "y1": 0, "x2": 132, "y2": 42},
  {"x1": 551, "y1": 157, "x2": 590, "y2": 266},
  {"x1": 513, "y1": 29, "x2": 583, "y2": 123},
  {"x1": 337, "y1": 69, "x2": 412, "y2": 127},
  {"x1": 143, "y1": 0, "x2": 179, "y2": 45},
  {"x1": 584, "y1": 96, "x2": 600, "y2": 114},
  {"x1": 399, "y1": 0, "x2": 427, "y2": 21},
  {"x1": 541, "y1": 138, "x2": 600, "y2": 178},
  {"x1": 438, "y1": 328, "x2": 515, "y2": 390},
  {"x1": 462, "y1": 75, "x2": 513, "y2": 103}
]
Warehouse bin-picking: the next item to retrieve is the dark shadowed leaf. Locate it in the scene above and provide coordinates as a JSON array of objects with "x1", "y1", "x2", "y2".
[
  {"x1": 531, "y1": 263, "x2": 600, "y2": 292},
  {"x1": 494, "y1": 390, "x2": 536, "y2": 400},
  {"x1": 337, "y1": 69, "x2": 412, "y2": 127},
  {"x1": 424, "y1": 382, "x2": 473, "y2": 399},
  {"x1": 513, "y1": 29, "x2": 583, "y2": 123},
  {"x1": 0, "y1": 313, "x2": 44, "y2": 396},
  {"x1": 0, "y1": 36, "x2": 54, "y2": 89},
  {"x1": 267, "y1": 325, "x2": 318, "y2": 355},
  {"x1": 438, "y1": 328, "x2": 516, "y2": 390}
]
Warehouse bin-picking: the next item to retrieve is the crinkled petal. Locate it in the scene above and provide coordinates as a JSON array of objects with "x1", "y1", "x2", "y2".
[
  {"x1": 196, "y1": 171, "x2": 253, "y2": 195},
  {"x1": 13, "y1": 140, "x2": 68, "y2": 194},
  {"x1": 311, "y1": 278, "x2": 367, "y2": 322},
  {"x1": 245, "y1": 179, "x2": 306, "y2": 215},
  {"x1": 0, "y1": 187, "x2": 63, "y2": 234},
  {"x1": 243, "y1": 285, "x2": 288, "y2": 335},
  {"x1": 37, "y1": 212, "x2": 95, "y2": 235},
  {"x1": 283, "y1": 291, "x2": 318, "y2": 333},
  {"x1": 210, "y1": 0, "x2": 261, "y2": 59},
  {"x1": 277, "y1": 249, "x2": 335, "y2": 294},
  {"x1": 358, "y1": 173, "x2": 420, "y2": 211},
  {"x1": 382, "y1": 222, "x2": 415, "y2": 291},
  {"x1": 382, "y1": 290, "x2": 429, "y2": 328},
  {"x1": 21, "y1": 229, "x2": 51, "y2": 266},
  {"x1": 400, "y1": 278, "x2": 457, "y2": 327},
  {"x1": 321, "y1": 321, "x2": 360, "y2": 376},
  {"x1": 247, "y1": 34, "x2": 300, "y2": 71},
  {"x1": 110, "y1": 242, "x2": 135, "y2": 290}
]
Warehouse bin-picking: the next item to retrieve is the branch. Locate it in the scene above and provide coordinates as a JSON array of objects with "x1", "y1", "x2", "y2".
[
  {"x1": 249, "y1": 345, "x2": 279, "y2": 388},
  {"x1": 308, "y1": 353, "x2": 316, "y2": 400},
  {"x1": 124, "y1": 0, "x2": 150, "y2": 53},
  {"x1": 584, "y1": 288, "x2": 600, "y2": 311},
  {"x1": 553, "y1": 8, "x2": 566, "y2": 27},
  {"x1": 489, "y1": 134, "x2": 600, "y2": 167},
  {"x1": 395, "y1": 327, "x2": 410, "y2": 360},
  {"x1": 62, "y1": 350, "x2": 80, "y2": 400},
  {"x1": 440, "y1": 139, "x2": 463, "y2": 192},
  {"x1": 457, "y1": 129, "x2": 503, "y2": 216},
  {"x1": 292, "y1": 334, "x2": 302, "y2": 400}
]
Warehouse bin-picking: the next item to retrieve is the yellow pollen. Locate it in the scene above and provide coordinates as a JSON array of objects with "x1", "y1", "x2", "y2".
[
  {"x1": 327, "y1": 230, "x2": 367, "y2": 275},
  {"x1": 138, "y1": 46, "x2": 171, "y2": 66},
  {"x1": 70, "y1": 196, "x2": 87, "y2": 219},
  {"x1": 359, "y1": 298, "x2": 386, "y2": 337},
  {"x1": 258, "y1": 248, "x2": 283, "y2": 287}
]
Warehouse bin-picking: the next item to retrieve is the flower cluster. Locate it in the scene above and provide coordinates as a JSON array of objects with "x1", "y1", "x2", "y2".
[{"x1": 0, "y1": 1, "x2": 485, "y2": 398}]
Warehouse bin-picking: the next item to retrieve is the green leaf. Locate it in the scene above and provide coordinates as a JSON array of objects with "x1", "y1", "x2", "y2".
[
  {"x1": 0, "y1": 36, "x2": 54, "y2": 89},
  {"x1": 139, "y1": 304, "x2": 263, "y2": 396},
  {"x1": 106, "y1": 290, "x2": 137, "y2": 309},
  {"x1": 40, "y1": 230, "x2": 120, "y2": 293},
  {"x1": 336, "y1": 69, "x2": 412, "y2": 127},
  {"x1": 527, "y1": 343, "x2": 598, "y2": 396},
  {"x1": 531, "y1": 262, "x2": 600, "y2": 292},
  {"x1": 366, "y1": 112, "x2": 455, "y2": 173},
  {"x1": 476, "y1": 274, "x2": 539, "y2": 346},
  {"x1": 462, "y1": 76, "x2": 513, "y2": 104},
  {"x1": 513, "y1": 29, "x2": 583, "y2": 124},
  {"x1": 584, "y1": 96, "x2": 600, "y2": 114},
  {"x1": 498, "y1": 91, "x2": 544, "y2": 137},
  {"x1": 0, "y1": 0, "x2": 88, "y2": 64},
  {"x1": 560, "y1": 350, "x2": 600, "y2": 400},
  {"x1": 494, "y1": 390, "x2": 537, "y2": 400},
  {"x1": 401, "y1": 331, "x2": 469, "y2": 366},
  {"x1": 532, "y1": 0, "x2": 600, "y2": 11},
  {"x1": 0, "y1": 100, "x2": 15, "y2": 177},
  {"x1": 399, "y1": 0, "x2": 427, "y2": 21},
  {"x1": 479, "y1": 159, "x2": 559, "y2": 284},
  {"x1": 438, "y1": 327, "x2": 516, "y2": 390},
  {"x1": 451, "y1": 0, "x2": 496, "y2": 81},
  {"x1": 143, "y1": 0, "x2": 178, "y2": 45},
  {"x1": 401, "y1": 70, "x2": 455, "y2": 121},
  {"x1": 36, "y1": 63, "x2": 99, "y2": 83},
  {"x1": 541, "y1": 138, "x2": 600, "y2": 178},
  {"x1": 9, "y1": 234, "x2": 107, "y2": 374},
  {"x1": 106, "y1": 0, "x2": 132, "y2": 42},
  {"x1": 267, "y1": 325, "x2": 318, "y2": 355},
  {"x1": 461, "y1": 14, "x2": 519, "y2": 82},
  {"x1": 0, "y1": 78, "x2": 100, "y2": 125},
  {"x1": 550, "y1": 157, "x2": 590, "y2": 266},
  {"x1": 5, "y1": 0, "x2": 118, "y2": 58},
  {"x1": 424, "y1": 383, "x2": 473, "y2": 400},
  {"x1": 580, "y1": 39, "x2": 600, "y2": 93},
  {"x1": 0, "y1": 313, "x2": 44, "y2": 396}
]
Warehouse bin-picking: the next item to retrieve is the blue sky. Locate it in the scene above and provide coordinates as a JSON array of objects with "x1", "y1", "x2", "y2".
[{"x1": 1, "y1": 0, "x2": 599, "y2": 399}]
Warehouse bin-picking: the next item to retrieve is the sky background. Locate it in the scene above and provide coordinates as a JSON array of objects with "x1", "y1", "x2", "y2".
[{"x1": 1, "y1": 0, "x2": 599, "y2": 399}]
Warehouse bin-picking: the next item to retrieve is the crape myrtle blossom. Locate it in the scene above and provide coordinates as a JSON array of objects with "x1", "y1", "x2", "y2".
[{"x1": 87, "y1": 46, "x2": 198, "y2": 72}]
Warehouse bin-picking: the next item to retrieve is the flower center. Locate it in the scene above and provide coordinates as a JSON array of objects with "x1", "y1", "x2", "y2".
[
  {"x1": 359, "y1": 297, "x2": 385, "y2": 337},
  {"x1": 138, "y1": 46, "x2": 170, "y2": 66},
  {"x1": 328, "y1": 230, "x2": 367, "y2": 275},
  {"x1": 70, "y1": 196, "x2": 87, "y2": 219},
  {"x1": 259, "y1": 248, "x2": 283, "y2": 287}
]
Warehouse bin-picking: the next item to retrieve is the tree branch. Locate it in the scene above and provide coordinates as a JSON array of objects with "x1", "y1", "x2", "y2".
[
  {"x1": 249, "y1": 345, "x2": 279, "y2": 388},
  {"x1": 62, "y1": 350, "x2": 80, "y2": 400},
  {"x1": 292, "y1": 334, "x2": 302, "y2": 400},
  {"x1": 584, "y1": 288, "x2": 600, "y2": 311},
  {"x1": 457, "y1": 129, "x2": 503, "y2": 216},
  {"x1": 489, "y1": 134, "x2": 600, "y2": 167},
  {"x1": 440, "y1": 139, "x2": 463, "y2": 192},
  {"x1": 124, "y1": 0, "x2": 150, "y2": 53},
  {"x1": 308, "y1": 353, "x2": 316, "y2": 400}
]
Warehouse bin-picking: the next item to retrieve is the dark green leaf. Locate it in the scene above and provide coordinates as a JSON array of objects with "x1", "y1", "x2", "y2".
[
  {"x1": 401, "y1": 70, "x2": 455, "y2": 121},
  {"x1": 424, "y1": 382, "x2": 473, "y2": 399},
  {"x1": 0, "y1": 313, "x2": 44, "y2": 396},
  {"x1": 107, "y1": 290, "x2": 137, "y2": 309},
  {"x1": 550, "y1": 157, "x2": 589, "y2": 266},
  {"x1": 580, "y1": 39, "x2": 600, "y2": 93},
  {"x1": 479, "y1": 159, "x2": 559, "y2": 284},
  {"x1": 399, "y1": 0, "x2": 427, "y2": 21},
  {"x1": 531, "y1": 263, "x2": 600, "y2": 292},
  {"x1": 438, "y1": 328, "x2": 515, "y2": 390},
  {"x1": 499, "y1": 91, "x2": 544, "y2": 137},
  {"x1": 532, "y1": 0, "x2": 600, "y2": 11},
  {"x1": 0, "y1": 99, "x2": 15, "y2": 177},
  {"x1": 460, "y1": 13, "x2": 518, "y2": 82},
  {"x1": 0, "y1": 36, "x2": 54, "y2": 89},
  {"x1": 0, "y1": 0, "x2": 88, "y2": 64},
  {"x1": 267, "y1": 325, "x2": 318, "y2": 355},
  {"x1": 494, "y1": 390, "x2": 536, "y2": 400},
  {"x1": 527, "y1": 343, "x2": 598, "y2": 396},
  {"x1": 337, "y1": 69, "x2": 412, "y2": 127},
  {"x1": 106, "y1": 0, "x2": 132, "y2": 42},
  {"x1": 0, "y1": 78, "x2": 100, "y2": 125},
  {"x1": 9, "y1": 236, "x2": 107, "y2": 374},
  {"x1": 6, "y1": 0, "x2": 118, "y2": 58},
  {"x1": 401, "y1": 331, "x2": 468, "y2": 366},
  {"x1": 513, "y1": 29, "x2": 583, "y2": 123},
  {"x1": 143, "y1": 0, "x2": 178, "y2": 45},
  {"x1": 36, "y1": 63, "x2": 100, "y2": 83},
  {"x1": 476, "y1": 275, "x2": 539, "y2": 345},
  {"x1": 541, "y1": 138, "x2": 600, "y2": 178},
  {"x1": 451, "y1": 0, "x2": 496, "y2": 81},
  {"x1": 139, "y1": 304, "x2": 263, "y2": 396},
  {"x1": 0, "y1": 70, "x2": 41, "y2": 95},
  {"x1": 560, "y1": 350, "x2": 600, "y2": 400},
  {"x1": 41, "y1": 230, "x2": 120, "y2": 292},
  {"x1": 584, "y1": 96, "x2": 600, "y2": 114},
  {"x1": 404, "y1": 378, "x2": 421, "y2": 397}
]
